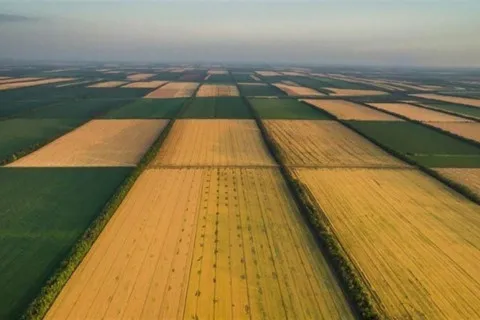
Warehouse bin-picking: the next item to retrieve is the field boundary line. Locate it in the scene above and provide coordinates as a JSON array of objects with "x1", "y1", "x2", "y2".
[
  {"x1": 239, "y1": 91, "x2": 382, "y2": 320},
  {"x1": 20, "y1": 95, "x2": 194, "y2": 320},
  {"x1": 406, "y1": 101, "x2": 480, "y2": 123}
]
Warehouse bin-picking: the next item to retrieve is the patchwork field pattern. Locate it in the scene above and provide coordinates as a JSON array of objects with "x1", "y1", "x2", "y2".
[
  {"x1": 126, "y1": 73, "x2": 156, "y2": 81},
  {"x1": 293, "y1": 168, "x2": 480, "y2": 320},
  {"x1": 0, "y1": 78, "x2": 74, "y2": 90},
  {"x1": 46, "y1": 168, "x2": 353, "y2": 320},
  {"x1": 405, "y1": 101, "x2": 480, "y2": 120},
  {"x1": 249, "y1": 98, "x2": 331, "y2": 119},
  {"x1": 103, "y1": 98, "x2": 185, "y2": 119},
  {"x1": 144, "y1": 82, "x2": 199, "y2": 99},
  {"x1": 303, "y1": 99, "x2": 401, "y2": 121},
  {"x1": 412, "y1": 93, "x2": 480, "y2": 108},
  {"x1": 325, "y1": 88, "x2": 387, "y2": 96},
  {"x1": 435, "y1": 168, "x2": 480, "y2": 197},
  {"x1": 369, "y1": 103, "x2": 471, "y2": 122},
  {"x1": 426, "y1": 122, "x2": 480, "y2": 143},
  {"x1": 152, "y1": 120, "x2": 276, "y2": 167},
  {"x1": 264, "y1": 120, "x2": 406, "y2": 167},
  {"x1": 88, "y1": 81, "x2": 128, "y2": 88},
  {"x1": 122, "y1": 81, "x2": 167, "y2": 89},
  {"x1": 238, "y1": 83, "x2": 283, "y2": 97},
  {"x1": 8, "y1": 120, "x2": 168, "y2": 167},
  {"x1": 196, "y1": 84, "x2": 239, "y2": 97},
  {"x1": 181, "y1": 97, "x2": 252, "y2": 119},
  {"x1": 272, "y1": 83, "x2": 324, "y2": 96}
]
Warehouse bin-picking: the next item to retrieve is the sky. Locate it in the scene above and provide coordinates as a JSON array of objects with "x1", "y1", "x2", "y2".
[{"x1": 0, "y1": 0, "x2": 479, "y2": 67}]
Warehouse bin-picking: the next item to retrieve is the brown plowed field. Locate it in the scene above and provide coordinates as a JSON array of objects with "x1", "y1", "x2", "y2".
[
  {"x1": 152, "y1": 120, "x2": 276, "y2": 167},
  {"x1": 8, "y1": 120, "x2": 168, "y2": 167},
  {"x1": 302, "y1": 99, "x2": 402, "y2": 121},
  {"x1": 264, "y1": 120, "x2": 407, "y2": 168},
  {"x1": 369, "y1": 103, "x2": 471, "y2": 122},
  {"x1": 294, "y1": 167, "x2": 480, "y2": 319}
]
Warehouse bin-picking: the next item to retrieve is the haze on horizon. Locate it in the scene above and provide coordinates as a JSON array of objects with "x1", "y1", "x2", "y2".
[{"x1": 0, "y1": 0, "x2": 479, "y2": 68}]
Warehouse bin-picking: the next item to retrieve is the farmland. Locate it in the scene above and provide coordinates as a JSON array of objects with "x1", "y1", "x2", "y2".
[
  {"x1": 249, "y1": 98, "x2": 332, "y2": 119},
  {"x1": 144, "y1": 82, "x2": 199, "y2": 99},
  {"x1": 264, "y1": 120, "x2": 407, "y2": 167},
  {"x1": 0, "y1": 167, "x2": 131, "y2": 319},
  {"x1": 102, "y1": 98, "x2": 185, "y2": 119},
  {"x1": 272, "y1": 83, "x2": 324, "y2": 96},
  {"x1": 237, "y1": 83, "x2": 284, "y2": 97},
  {"x1": 293, "y1": 168, "x2": 480, "y2": 319},
  {"x1": 426, "y1": 122, "x2": 480, "y2": 143},
  {"x1": 412, "y1": 93, "x2": 480, "y2": 108},
  {"x1": 196, "y1": 84, "x2": 239, "y2": 97},
  {"x1": 152, "y1": 120, "x2": 276, "y2": 167},
  {"x1": 435, "y1": 168, "x2": 480, "y2": 197},
  {"x1": 46, "y1": 168, "x2": 353, "y2": 320},
  {"x1": 368, "y1": 102, "x2": 471, "y2": 122},
  {"x1": 408, "y1": 101, "x2": 480, "y2": 120},
  {"x1": 181, "y1": 97, "x2": 252, "y2": 119}
]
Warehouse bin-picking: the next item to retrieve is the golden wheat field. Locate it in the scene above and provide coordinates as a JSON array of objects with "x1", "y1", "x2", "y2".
[
  {"x1": 411, "y1": 93, "x2": 480, "y2": 108},
  {"x1": 8, "y1": 120, "x2": 168, "y2": 167},
  {"x1": 0, "y1": 77, "x2": 40, "y2": 84},
  {"x1": 152, "y1": 120, "x2": 276, "y2": 167},
  {"x1": 46, "y1": 168, "x2": 353, "y2": 320},
  {"x1": 126, "y1": 73, "x2": 156, "y2": 81},
  {"x1": 426, "y1": 122, "x2": 480, "y2": 142},
  {"x1": 293, "y1": 167, "x2": 480, "y2": 319},
  {"x1": 122, "y1": 80, "x2": 167, "y2": 88},
  {"x1": 325, "y1": 88, "x2": 387, "y2": 96},
  {"x1": 264, "y1": 120, "x2": 406, "y2": 168},
  {"x1": 196, "y1": 84, "x2": 240, "y2": 97},
  {"x1": 88, "y1": 81, "x2": 128, "y2": 88},
  {"x1": 369, "y1": 103, "x2": 471, "y2": 122},
  {"x1": 273, "y1": 83, "x2": 324, "y2": 96},
  {"x1": 435, "y1": 168, "x2": 480, "y2": 198},
  {"x1": 302, "y1": 99, "x2": 401, "y2": 121},
  {"x1": 0, "y1": 78, "x2": 74, "y2": 90},
  {"x1": 144, "y1": 82, "x2": 199, "y2": 98}
]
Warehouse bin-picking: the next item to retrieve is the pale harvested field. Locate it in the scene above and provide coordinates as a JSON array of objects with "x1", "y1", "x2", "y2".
[
  {"x1": 196, "y1": 84, "x2": 239, "y2": 97},
  {"x1": 144, "y1": 82, "x2": 199, "y2": 99},
  {"x1": 412, "y1": 93, "x2": 480, "y2": 108},
  {"x1": 436, "y1": 168, "x2": 480, "y2": 198},
  {"x1": 250, "y1": 75, "x2": 261, "y2": 81},
  {"x1": 122, "y1": 80, "x2": 167, "y2": 89},
  {"x1": 207, "y1": 69, "x2": 228, "y2": 75},
  {"x1": 256, "y1": 71, "x2": 282, "y2": 77},
  {"x1": 369, "y1": 103, "x2": 471, "y2": 122},
  {"x1": 282, "y1": 71, "x2": 307, "y2": 76},
  {"x1": 126, "y1": 73, "x2": 156, "y2": 81},
  {"x1": 294, "y1": 168, "x2": 480, "y2": 319},
  {"x1": 46, "y1": 168, "x2": 353, "y2": 320},
  {"x1": 326, "y1": 88, "x2": 387, "y2": 96},
  {"x1": 153, "y1": 120, "x2": 276, "y2": 167},
  {"x1": 0, "y1": 77, "x2": 40, "y2": 84},
  {"x1": 273, "y1": 83, "x2": 324, "y2": 96},
  {"x1": 302, "y1": 99, "x2": 402, "y2": 121},
  {"x1": 0, "y1": 78, "x2": 74, "y2": 90},
  {"x1": 8, "y1": 120, "x2": 168, "y2": 167},
  {"x1": 264, "y1": 120, "x2": 406, "y2": 168},
  {"x1": 427, "y1": 122, "x2": 480, "y2": 142},
  {"x1": 88, "y1": 81, "x2": 128, "y2": 88}
]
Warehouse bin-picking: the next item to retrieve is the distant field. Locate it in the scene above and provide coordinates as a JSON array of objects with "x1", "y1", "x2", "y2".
[
  {"x1": 249, "y1": 98, "x2": 332, "y2": 119},
  {"x1": 102, "y1": 98, "x2": 185, "y2": 119},
  {"x1": 412, "y1": 93, "x2": 480, "y2": 108},
  {"x1": 144, "y1": 82, "x2": 198, "y2": 99},
  {"x1": 294, "y1": 168, "x2": 480, "y2": 319},
  {"x1": 231, "y1": 72, "x2": 253, "y2": 82},
  {"x1": 311, "y1": 77, "x2": 379, "y2": 90},
  {"x1": 46, "y1": 168, "x2": 353, "y2": 320},
  {"x1": 0, "y1": 118, "x2": 83, "y2": 164},
  {"x1": 427, "y1": 122, "x2": 480, "y2": 143},
  {"x1": 272, "y1": 83, "x2": 324, "y2": 97},
  {"x1": 237, "y1": 83, "x2": 284, "y2": 97},
  {"x1": 369, "y1": 103, "x2": 470, "y2": 122},
  {"x1": 203, "y1": 73, "x2": 233, "y2": 83},
  {"x1": 410, "y1": 101, "x2": 480, "y2": 120},
  {"x1": 348, "y1": 121, "x2": 480, "y2": 167},
  {"x1": 0, "y1": 167, "x2": 130, "y2": 319},
  {"x1": 180, "y1": 97, "x2": 252, "y2": 119},
  {"x1": 196, "y1": 84, "x2": 239, "y2": 97},
  {"x1": 265, "y1": 120, "x2": 406, "y2": 168}
]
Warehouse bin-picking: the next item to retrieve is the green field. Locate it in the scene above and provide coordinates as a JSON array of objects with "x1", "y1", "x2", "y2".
[
  {"x1": 150, "y1": 72, "x2": 181, "y2": 81},
  {"x1": 415, "y1": 101, "x2": 480, "y2": 120},
  {"x1": 103, "y1": 98, "x2": 185, "y2": 119},
  {"x1": 0, "y1": 118, "x2": 83, "y2": 164},
  {"x1": 204, "y1": 74, "x2": 233, "y2": 83},
  {"x1": 286, "y1": 77, "x2": 335, "y2": 94},
  {"x1": 348, "y1": 121, "x2": 480, "y2": 167},
  {"x1": 238, "y1": 83, "x2": 285, "y2": 97},
  {"x1": 0, "y1": 167, "x2": 131, "y2": 319},
  {"x1": 249, "y1": 98, "x2": 332, "y2": 119},
  {"x1": 180, "y1": 97, "x2": 252, "y2": 118},
  {"x1": 232, "y1": 72, "x2": 254, "y2": 82}
]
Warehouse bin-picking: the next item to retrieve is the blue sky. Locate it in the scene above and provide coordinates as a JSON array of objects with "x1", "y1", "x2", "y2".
[{"x1": 0, "y1": 1, "x2": 479, "y2": 67}]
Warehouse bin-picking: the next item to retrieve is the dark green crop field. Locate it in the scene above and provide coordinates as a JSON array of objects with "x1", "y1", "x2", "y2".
[
  {"x1": 0, "y1": 167, "x2": 131, "y2": 319},
  {"x1": 238, "y1": 83, "x2": 285, "y2": 97},
  {"x1": 348, "y1": 121, "x2": 480, "y2": 167},
  {"x1": 249, "y1": 98, "x2": 332, "y2": 119},
  {"x1": 204, "y1": 74, "x2": 234, "y2": 83},
  {"x1": 180, "y1": 97, "x2": 252, "y2": 118},
  {"x1": 102, "y1": 98, "x2": 186, "y2": 119}
]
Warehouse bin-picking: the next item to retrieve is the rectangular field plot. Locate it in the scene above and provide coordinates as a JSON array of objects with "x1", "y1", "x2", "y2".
[
  {"x1": 180, "y1": 97, "x2": 252, "y2": 119},
  {"x1": 0, "y1": 78, "x2": 74, "y2": 91},
  {"x1": 293, "y1": 168, "x2": 480, "y2": 320},
  {"x1": 249, "y1": 98, "x2": 331, "y2": 119},
  {"x1": 0, "y1": 167, "x2": 130, "y2": 319},
  {"x1": 102, "y1": 98, "x2": 185, "y2": 119},
  {"x1": 272, "y1": 83, "x2": 324, "y2": 97},
  {"x1": 196, "y1": 84, "x2": 239, "y2": 97},
  {"x1": 122, "y1": 81, "x2": 166, "y2": 89},
  {"x1": 369, "y1": 103, "x2": 471, "y2": 122},
  {"x1": 87, "y1": 81, "x2": 127, "y2": 88},
  {"x1": 409, "y1": 101, "x2": 480, "y2": 120},
  {"x1": 325, "y1": 88, "x2": 387, "y2": 97},
  {"x1": 144, "y1": 82, "x2": 198, "y2": 99},
  {"x1": 426, "y1": 122, "x2": 480, "y2": 143},
  {"x1": 412, "y1": 93, "x2": 480, "y2": 108},
  {"x1": 46, "y1": 168, "x2": 353, "y2": 320},
  {"x1": 203, "y1": 74, "x2": 233, "y2": 83},
  {"x1": 265, "y1": 120, "x2": 406, "y2": 168},
  {"x1": 0, "y1": 118, "x2": 83, "y2": 164},
  {"x1": 238, "y1": 83, "x2": 284, "y2": 97},
  {"x1": 348, "y1": 121, "x2": 480, "y2": 167},
  {"x1": 8, "y1": 120, "x2": 167, "y2": 167},
  {"x1": 152, "y1": 120, "x2": 276, "y2": 167},
  {"x1": 126, "y1": 73, "x2": 156, "y2": 81},
  {"x1": 303, "y1": 99, "x2": 401, "y2": 121},
  {"x1": 435, "y1": 168, "x2": 480, "y2": 198}
]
